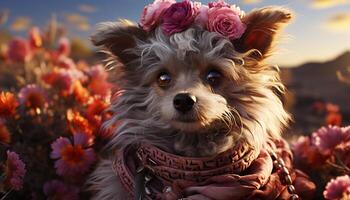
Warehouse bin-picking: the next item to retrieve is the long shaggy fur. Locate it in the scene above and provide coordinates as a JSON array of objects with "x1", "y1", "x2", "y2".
[{"x1": 87, "y1": 6, "x2": 292, "y2": 200}]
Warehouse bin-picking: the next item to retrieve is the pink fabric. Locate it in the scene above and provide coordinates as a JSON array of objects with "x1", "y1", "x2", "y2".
[{"x1": 114, "y1": 139, "x2": 316, "y2": 200}]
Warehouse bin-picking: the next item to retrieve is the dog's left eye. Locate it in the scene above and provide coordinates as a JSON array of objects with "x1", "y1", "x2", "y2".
[
  {"x1": 157, "y1": 72, "x2": 172, "y2": 88},
  {"x1": 206, "y1": 70, "x2": 222, "y2": 86}
]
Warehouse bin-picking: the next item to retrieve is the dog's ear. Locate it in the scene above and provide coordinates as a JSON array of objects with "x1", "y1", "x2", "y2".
[
  {"x1": 234, "y1": 7, "x2": 292, "y2": 60},
  {"x1": 91, "y1": 19, "x2": 147, "y2": 65}
]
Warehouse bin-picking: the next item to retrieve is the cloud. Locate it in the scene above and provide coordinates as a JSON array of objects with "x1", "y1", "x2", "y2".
[
  {"x1": 64, "y1": 13, "x2": 90, "y2": 31},
  {"x1": 78, "y1": 4, "x2": 97, "y2": 13},
  {"x1": 311, "y1": 0, "x2": 350, "y2": 9},
  {"x1": 241, "y1": 0, "x2": 262, "y2": 4},
  {"x1": 325, "y1": 13, "x2": 350, "y2": 32},
  {"x1": 11, "y1": 16, "x2": 31, "y2": 31}
]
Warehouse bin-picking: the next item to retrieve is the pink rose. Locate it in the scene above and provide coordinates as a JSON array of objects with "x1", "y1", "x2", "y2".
[
  {"x1": 195, "y1": 4, "x2": 209, "y2": 27},
  {"x1": 207, "y1": 5, "x2": 246, "y2": 40},
  {"x1": 140, "y1": 0, "x2": 175, "y2": 32},
  {"x1": 161, "y1": 0, "x2": 199, "y2": 35}
]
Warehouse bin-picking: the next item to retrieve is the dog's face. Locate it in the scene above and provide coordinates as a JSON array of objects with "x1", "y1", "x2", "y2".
[{"x1": 94, "y1": 7, "x2": 292, "y2": 156}]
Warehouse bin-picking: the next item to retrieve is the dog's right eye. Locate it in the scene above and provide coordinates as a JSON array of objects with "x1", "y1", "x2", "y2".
[{"x1": 157, "y1": 72, "x2": 171, "y2": 88}]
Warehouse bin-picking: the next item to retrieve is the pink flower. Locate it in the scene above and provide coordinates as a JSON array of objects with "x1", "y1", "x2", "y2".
[
  {"x1": 4, "y1": 151, "x2": 26, "y2": 191},
  {"x1": 312, "y1": 126, "x2": 350, "y2": 156},
  {"x1": 195, "y1": 4, "x2": 209, "y2": 27},
  {"x1": 18, "y1": 84, "x2": 48, "y2": 109},
  {"x1": 43, "y1": 180, "x2": 79, "y2": 200},
  {"x1": 292, "y1": 136, "x2": 326, "y2": 167},
  {"x1": 50, "y1": 133, "x2": 96, "y2": 177},
  {"x1": 140, "y1": 0, "x2": 175, "y2": 32},
  {"x1": 86, "y1": 65, "x2": 112, "y2": 97},
  {"x1": 161, "y1": 0, "x2": 199, "y2": 35},
  {"x1": 207, "y1": 3, "x2": 246, "y2": 40},
  {"x1": 208, "y1": 0, "x2": 230, "y2": 8},
  {"x1": 57, "y1": 56, "x2": 76, "y2": 69},
  {"x1": 8, "y1": 37, "x2": 31, "y2": 62},
  {"x1": 57, "y1": 37, "x2": 71, "y2": 57},
  {"x1": 324, "y1": 175, "x2": 350, "y2": 200},
  {"x1": 334, "y1": 140, "x2": 350, "y2": 168}
]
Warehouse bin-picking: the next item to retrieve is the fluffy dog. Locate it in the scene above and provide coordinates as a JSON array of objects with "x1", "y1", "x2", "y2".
[{"x1": 87, "y1": 1, "x2": 315, "y2": 199}]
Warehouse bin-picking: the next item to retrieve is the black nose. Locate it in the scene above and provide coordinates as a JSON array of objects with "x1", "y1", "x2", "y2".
[{"x1": 173, "y1": 93, "x2": 196, "y2": 113}]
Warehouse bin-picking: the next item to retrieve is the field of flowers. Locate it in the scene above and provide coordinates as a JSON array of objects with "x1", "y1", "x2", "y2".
[
  {"x1": 0, "y1": 26, "x2": 349, "y2": 199},
  {"x1": 0, "y1": 26, "x2": 114, "y2": 199}
]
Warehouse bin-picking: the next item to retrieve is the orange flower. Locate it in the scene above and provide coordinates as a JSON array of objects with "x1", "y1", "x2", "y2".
[
  {"x1": 326, "y1": 112, "x2": 342, "y2": 126},
  {"x1": 326, "y1": 103, "x2": 340, "y2": 113},
  {"x1": 67, "y1": 109, "x2": 93, "y2": 136},
  {"x1": 72, "y1": 81, "x2": 90, "y2": 104},
  {"x1": 86, "y1": 97, "x2": 108, "y2": 117},
  {"x1": 0, "y1": 120, "x2": 11, "y2": 144},
  {"x1": 28, "y1": 27, "x2": 42, "y2": 49},
  {"x1": 86, "y1": 97, "x2": 109, "y2": 128},
  {"x1": 0, "y1": 91, "x2": 18, "y2": 118}
]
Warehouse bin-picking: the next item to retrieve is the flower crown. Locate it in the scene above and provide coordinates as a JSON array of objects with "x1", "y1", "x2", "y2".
[{"x1": 140, "y1": 0, "x2": 246, "y2": 41}]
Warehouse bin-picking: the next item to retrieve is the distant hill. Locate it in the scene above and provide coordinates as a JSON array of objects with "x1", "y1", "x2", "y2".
[
  {"x1": 280, "y1": 51, "x2": 350, "y2": 134},
  {"x1": 282, "y1": 51, "x2": 350, "y2": 112}
]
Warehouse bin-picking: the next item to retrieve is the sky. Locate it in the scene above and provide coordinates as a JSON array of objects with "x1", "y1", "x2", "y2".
[{"x1": 0, "y1": 0, "x2": 350, "y2": 67}]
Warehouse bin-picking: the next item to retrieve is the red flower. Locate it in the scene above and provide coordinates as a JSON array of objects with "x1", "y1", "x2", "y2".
[
  {"x1": 326, "y1": 112, "x2": 342, "y2": 126},
  {"x1": 8, "y1": 37, "x2": 31, "y2": 62},
  {"x1": 72, "y1": 81, "x2": 90, "y2": 104},
  {"x1": 86, "y1": 97, "x2": 109, "y2": 118},
  {"x1": 161, "y1": 0, "x2": 199, "y2": 35},
  {"x1": 42, "y1": 69, "x2": 74, "y2": 96},
  {"x1": 86, "y1": 97, "x2": 109, "y2": 130},
  {"x1": 4, "y1": 151, "x2": 26, "y2": 191},
  {"x1": 67, "y1": 109, "x2": 93, "y2": 137},
  {"x1": 0, "y1": 119, "x2": 11, "y2": 144},
  {"x1": 0, "y1": 91, "x2": 19, "y2": 118},
  {"x1": 18, "y1": 84, "x2": 48, "y2": 109}
]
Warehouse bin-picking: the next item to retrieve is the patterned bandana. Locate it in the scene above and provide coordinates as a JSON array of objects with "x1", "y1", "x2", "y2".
[{"x1": 114, "y1": 139, "x2": 316, "y2": 200}]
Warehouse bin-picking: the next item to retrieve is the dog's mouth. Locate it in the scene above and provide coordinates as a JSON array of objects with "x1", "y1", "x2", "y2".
[{"x1": 170, "y1": 117, "x2": 231, "y2": 134}]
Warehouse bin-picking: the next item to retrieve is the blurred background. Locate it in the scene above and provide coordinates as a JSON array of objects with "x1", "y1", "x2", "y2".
[{"x1": 0, "y1": 0, "x2": 349, "y2": 199}]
